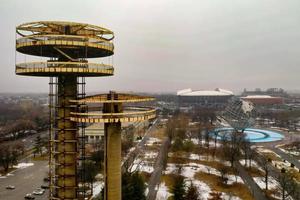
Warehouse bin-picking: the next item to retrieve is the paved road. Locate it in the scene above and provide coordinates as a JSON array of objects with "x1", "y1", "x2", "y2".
[
  {"x1": 146, "y1": 137, "x2": 171, "y2": 200},
  {"x1": 0, "y1": 160, "x2": 48, "y2": 200},
  {"x1": 122, "y1": 118, "x2": 158, "y2": 172},
  {"x1": 234, "y1": 161, "x2": 268, "y2": 200},
  {"x1": 1, "y1": 130, "x2": 48, "y2": 150}
]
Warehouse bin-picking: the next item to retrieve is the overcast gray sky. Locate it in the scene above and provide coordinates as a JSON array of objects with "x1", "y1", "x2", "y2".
[{"x1": 0, "y1": 0, "x2": 299, "y2": 94}]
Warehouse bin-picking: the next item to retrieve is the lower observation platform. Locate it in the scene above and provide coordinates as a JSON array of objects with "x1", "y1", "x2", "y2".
[
  {"x1": 16, "y1": 62, "x2": 113, "y2": 77},
  {"x1": 70, "y1": 93, "x2": 156, "y2": 123}
]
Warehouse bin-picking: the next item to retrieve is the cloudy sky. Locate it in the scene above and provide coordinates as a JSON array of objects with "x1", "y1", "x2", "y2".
[{"x1": 0, "y1": 0, "x2": 299, "y2": 94}]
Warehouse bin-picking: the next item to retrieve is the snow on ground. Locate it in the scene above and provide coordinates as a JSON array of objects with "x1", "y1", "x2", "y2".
[
  {"x1": 187, "y1": 180, "x2": 212, "y2": 200},
  {"x1": 130, "y1": 158, "x2": 154, "y2": 173},
  {"x1": 189, "y1": 153, "x2": 207, "y2": 161},
  {"x1": 92, "y1": 181, "x2": 104, "y2": 198},
  {"x1": 221, "y1": 192, "x2": 241, "y2": 200},
  {"x1": 165, "y1": 162, "x2": 243, "y2": 184},
  {"x1": 144, "y1": 151, "x2": 158, "y2": 159},
  {"x1": 280, "y1": 148, "x2": 300, "y2": 156},
  {"x1": 156, "y1": 182, "x2": 171, "y2": 200},
  {"x1": 190, "y1": 138, "x2": 221, "y2": 147},
  {"x1": 253, "y1": 176, "x2": 279, "y2": 190},
  {"x1": 239, "y1": 159, "x2": 264, "y2": 172},
  {"x1": 273, "y1": 159, "x2": 299, "y2": 172},
  {"x1": 13, "y1": 162, "x2": 34, "y2": 169},
  {"x1": 227, "y1": 175, "x2": 244, "y2": 184},
  {"x1": 256, "y1": 148, "x2": 280, "y2": 158},
  {"x1": 146, "y1": 137, "x2": 161, "y2": 146}
]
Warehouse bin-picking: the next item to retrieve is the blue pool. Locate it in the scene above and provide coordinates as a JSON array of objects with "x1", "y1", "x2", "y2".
[{"x1": 213, "y1": 127, "x2": 284, "y2": 143}]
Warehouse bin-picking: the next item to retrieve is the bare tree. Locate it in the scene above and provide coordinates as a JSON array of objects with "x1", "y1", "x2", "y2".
[
  {"x1": 278, "y1": 172, "x2": 297, "y2": 200},
  {"x1": 219, "y1": 165, "x2": 229, "y2": 184}
]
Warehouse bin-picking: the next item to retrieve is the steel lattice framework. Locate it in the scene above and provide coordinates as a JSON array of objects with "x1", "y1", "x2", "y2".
[
  {"x1": 16, "y1": 21, "x2": 114, "y2": 200},
  {"x1": 222, "y1": 98, "x2": 256, "y2": 131}
]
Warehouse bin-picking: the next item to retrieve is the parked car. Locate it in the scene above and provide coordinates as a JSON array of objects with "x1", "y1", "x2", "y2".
[
  {"x1": 6, "y1": 185, "x2": 15, "y2": 190},
  {"x1": 41, "y1": 184, "x2": 49, "y2": 189},
  {"x1": 43, "y1": 177, "x2": 50, "y2": 182},
  {"x1": 24, "y1": 193, "x2": 35, "y2": 199},
  {"x1": 33, "y1": 188, "x2": 45, "y2": 195}
]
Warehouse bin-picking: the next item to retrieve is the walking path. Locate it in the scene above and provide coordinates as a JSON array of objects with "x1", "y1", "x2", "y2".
[
  {"x1": 146, "y1": 137, "x2": 171, "y2": 200},
  {"x1": 122, "y1": 119, "x2": 158, "y2": 172},
  {"x1": 234, "y1": 161, "x2": 268, "y2": 200},
  {"x1": 270, "y1": 147, "x2": 300, "y2": 170}
]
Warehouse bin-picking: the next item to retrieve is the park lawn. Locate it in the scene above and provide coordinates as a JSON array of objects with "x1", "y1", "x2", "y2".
[
  {"x1": 167, "y1": 154, "x2": 238, "y2": 175},
  {"x1": 261, "y1": 152, "x2": 281, "y2": 162},
  {"x1": 151, "y1": 128, "x2": 166, "y2": 140},
  {"x1": 32, "y1": 154, "x2": 48, "y2": 161},
  {"x1": 140, "y1": 171, "x2": 152, "y2": 183},
  {"x1": 195, "y1": 171, "x2": 255, "y2": 200},
  {"x1": 160, "y1": 174, "x2": 181, "y2": 189},
  {"x1": 264, "y1": 189, "x2": 281, "y2": 200},
  {"x1": 245, "y1": 166, "x2": 265, "y2": 177}
]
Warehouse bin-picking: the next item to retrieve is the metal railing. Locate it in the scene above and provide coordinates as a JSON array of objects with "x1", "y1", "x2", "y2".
[
  {"x1": 16, "y1": 61, "x2": 113, "y2": 71},
  {"x1": 16, "y1": 34, "x2": 113, "y2": 49}
]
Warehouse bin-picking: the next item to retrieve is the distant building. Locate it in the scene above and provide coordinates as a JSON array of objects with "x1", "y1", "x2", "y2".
[
  {"x1": 83, "y1": 121, "x2": 149, "y2": 143},
  {"x1": 241, "y1": 95, "x2": 284, "y2": 105},
  {"x1": 242, "y1": 88, "x2": 289, "y2": 98},
  {"x1": 177, "y1": 88, "x2": 234, "y2": 109}
]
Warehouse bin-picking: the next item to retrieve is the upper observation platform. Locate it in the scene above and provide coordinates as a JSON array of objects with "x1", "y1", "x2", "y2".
[
  {"x1": 16, "y1": 21, "x2": 114, "y2": 77},
  {"x1": 16, "y1": 21, "x2": 114, "y2": 58}
]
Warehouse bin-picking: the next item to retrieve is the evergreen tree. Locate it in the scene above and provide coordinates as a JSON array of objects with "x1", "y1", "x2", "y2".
[
  {"x1": 185, "y1": 182, "x2": 199, "y2": 200},
  {"x1": 122, "y1": 171, "x2": 146, "y2": 200},
  {"x1": 171, "y1": 176, "x2": 186, "y2": 200},
  {"x1": 33, "y1": 135, "x2": 43, "y2": 157}
]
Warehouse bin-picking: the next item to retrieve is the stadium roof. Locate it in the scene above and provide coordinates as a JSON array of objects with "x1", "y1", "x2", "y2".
[
  {"x1": 177, "y1": 88, "x2": 234, "y2": 96},
  {"x1": 241, "y1": 95, "x2": 282, "y2": 99}
]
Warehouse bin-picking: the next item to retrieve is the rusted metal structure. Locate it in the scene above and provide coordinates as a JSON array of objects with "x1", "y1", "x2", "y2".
[
  {"x1": 15, "y1": 21, "x2": 114, "y2": 200},
  {"x1": 70, "y1": 92, "x2": 156, "y2": 200}
]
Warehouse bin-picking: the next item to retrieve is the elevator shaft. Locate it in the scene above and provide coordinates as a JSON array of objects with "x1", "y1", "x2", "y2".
[
  {"x1": 103, "y1": 102, "x2": 122, "y2": 200},
  {"x1": 56, "y1": 75, "x2": 78, "y2": 199}
]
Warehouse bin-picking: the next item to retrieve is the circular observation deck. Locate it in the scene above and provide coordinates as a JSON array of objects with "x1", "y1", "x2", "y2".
[
  {"x1": 70, "y1": 93, "x2": 156, "y2": 123},
  {"x1": 16, "y1": 21, "x2": 114, "y2": 58},
  {"x1": 15, "y1": 61, "x2": 114, "y2": 77},
  {"x1": 16, "y1": 34, "x2": 113, "y2": 58}
]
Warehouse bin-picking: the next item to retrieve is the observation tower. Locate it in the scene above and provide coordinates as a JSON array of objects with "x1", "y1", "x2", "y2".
[
  {"x1": 16, "y1": 21, "x2": 114, "y2": 200},
  {"x1": 70, "y1": 92, "x2": 156, "y2": 200}
]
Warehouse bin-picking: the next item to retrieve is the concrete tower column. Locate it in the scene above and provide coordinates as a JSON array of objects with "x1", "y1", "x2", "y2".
[
  {"x1": 103, "y1": 101, "x2": 122, "y2": 200},
  {"x1": 56, "y1": 75, "x2": 78, "y2": 199}
]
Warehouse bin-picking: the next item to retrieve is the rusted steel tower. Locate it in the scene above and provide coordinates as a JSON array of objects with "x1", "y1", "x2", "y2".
[
  {"x1": 70, "y1": 92, "x2": 156, "y2": 200},
  {"x1": 15, "y1": 21, "x2": 114, "y2": 200}
]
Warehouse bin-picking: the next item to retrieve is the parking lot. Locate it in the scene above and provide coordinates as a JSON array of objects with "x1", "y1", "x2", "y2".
[{"x1": 0, "y1": 160, "x2": 48, "y2": 200}]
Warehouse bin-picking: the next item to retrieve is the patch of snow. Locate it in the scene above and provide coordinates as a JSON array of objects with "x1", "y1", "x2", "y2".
[
  {"x1": 92, "y1": 181, "x2": 104, "y2": 198},
  {"x1": 190, "y1": 180, "x2": 212, "y2": 200},
  {"x1": 191, "y1": 138, "x2": 199, "y2": 145},
  {"x1": 227, "y1": 175, "x2": 244, "y2": 184},
  {"x1": 13, "y1": 162, "x2": 34, "y2": 169},
  {"x1": 146, "y1": 137, "x2": 161, "y2": 146},
  {"x1": 253, "y1": 176, "x2": 279, "y2": 190},
  {"x1": 144, "y1": 151, "x2": 158, "y2": 159},
  {"x1": 239, "y1": 159, "x2": 264, "y2": 172},
  {"x1": 189, "y1": 153, "x2": 199, "y2": 160},
  {"x1": 156, "y1": 182, "x2": 171, "y2": 200},
  {"x1": 221, "y1": 192, "x2": 241, "y2": 200},
  {"x1": 130, "y1": 158, "x2": 154, "y2": 173}
]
